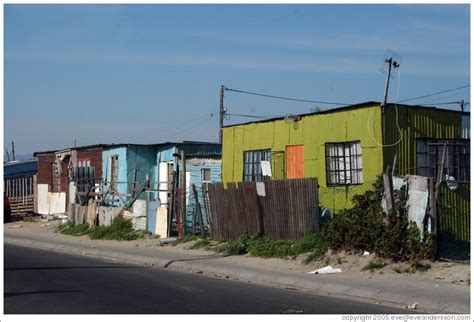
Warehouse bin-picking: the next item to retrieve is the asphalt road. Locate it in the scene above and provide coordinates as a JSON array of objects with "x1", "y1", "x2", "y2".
[{"x1": 4, "y1": 244, "x2": 410, "y2": 314}]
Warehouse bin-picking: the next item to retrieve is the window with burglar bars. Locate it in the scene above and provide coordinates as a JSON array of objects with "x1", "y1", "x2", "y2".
[
  {"x1": 325, "y1": 141, "x2": 363, "y2": 186},
  {"x1": 50, "y1": 162, "x2": 61, "y2": 192},
  {"x1": 110, "y1": 155, "x2": 119, "y2": 191},
  {"x1": 243, "y1": 149, "x2": 272, "y2": 182},
  {"x1": 202, "y1": 168, "x2": 211, "y2": 183},
  {"x1": 416, "y1": 139, "x2": 470, "y2": 182}
]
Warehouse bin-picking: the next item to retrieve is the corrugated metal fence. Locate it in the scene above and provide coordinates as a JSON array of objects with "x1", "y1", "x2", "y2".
[
  {"x1": 438, "y1": 182, "x2": 470, "y2": 261},
  {"x1": 207, "y1": 178, "x2": 319, "y2": 241}
]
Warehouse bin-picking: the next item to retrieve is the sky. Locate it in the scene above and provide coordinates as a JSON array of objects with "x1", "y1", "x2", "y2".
[{"x1": 4, "y1": 4, "x2": 471, "y2": 156}]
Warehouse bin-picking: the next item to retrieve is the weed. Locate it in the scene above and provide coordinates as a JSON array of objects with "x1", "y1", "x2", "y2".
[
  {"x1": 410, "y1": 261, "x2": 431, "y2": 272},
  {"x1": 393, "y1": 267, "x2": 402, "y2": 274},
  {"x1": 362, "y1": 261, "x2": 386, "y2": 272},
  {"x1": 88, "y1": 217, "x2": 142, "y2": 240},
  {"x1": 172, "y1": 235, "x2": 200, "y2": 246},
  {"x1": 22, "y1": 216, "x2": 35, "y2": 222},
  {"x1": 56, "y1": 222, "x2": 90, "y2": 236},
  {"x1": 190, "y1": 238, "x2": 211, "y2": 250},
  {"x1": 403, "y1": 268, "x2": 411, "y2": 273}
]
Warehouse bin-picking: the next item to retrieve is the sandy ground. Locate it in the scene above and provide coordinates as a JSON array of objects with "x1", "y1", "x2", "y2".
[{"x1": 5, "y1": 219, "x2": 470, "y2": 287}]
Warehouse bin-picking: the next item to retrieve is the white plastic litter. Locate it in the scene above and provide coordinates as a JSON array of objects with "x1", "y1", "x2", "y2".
[
  {"x1": 406, "y1": 303, "x2": 418, "y2": 309},
  {"x1": 363, "y1": 251, "x2": 370, "y2": 256},
  {"x1": 307, "y1": 265, "x2": 342, "y2": 274}
]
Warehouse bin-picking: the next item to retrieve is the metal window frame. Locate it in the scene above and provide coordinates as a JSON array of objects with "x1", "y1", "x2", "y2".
[
  {"x1": 416, "y1": 138, "x2": 470, "y2": 182},
  {"x1": 243, "y1": 149, "x2": 272, "y2": 182},
  {"x1": 325, "y1": 140, "x2": 363, "y2": 187}
]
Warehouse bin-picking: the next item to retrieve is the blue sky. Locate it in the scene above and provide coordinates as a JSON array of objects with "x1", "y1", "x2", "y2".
[{"x1": 4, "y1": 4, "x2": 470, "y2": 155}]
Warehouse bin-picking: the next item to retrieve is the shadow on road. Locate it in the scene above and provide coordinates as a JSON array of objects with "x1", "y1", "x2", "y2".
[{"x1": 5, "y1": 290, "x2": 81, "y2": 298}]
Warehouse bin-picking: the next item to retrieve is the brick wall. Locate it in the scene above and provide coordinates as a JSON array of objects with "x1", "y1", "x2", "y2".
[{"x1": 35, "y1": 147, "x2": 103, "y2": 192}]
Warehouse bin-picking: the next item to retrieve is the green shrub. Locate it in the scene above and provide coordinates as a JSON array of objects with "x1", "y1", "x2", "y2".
[
  {"x1": 410, "y1": 260, "x2": 431, "y2": 272},
  {"x1": 321, "y1": 176, "x2": 434, "y2": 262}
]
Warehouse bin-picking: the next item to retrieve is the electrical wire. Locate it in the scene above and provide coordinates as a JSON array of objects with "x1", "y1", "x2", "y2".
[
  {"x1": 367, "y1": 67, "x2": 403, "y2": 147},
  {"x1": 226, "y1": 113, "x2": 284, "y2": 119},
  {"x1": 108, "y1": 114, "x2": 211, "y2": 144},
  {"x1": 422, "y1": 89, "x2": 470, "y2": 104},
  {"x1": 153, "y1": 115, "x2": 215, "y2": 142},
  {"x1": 224, "y1": 86, "x2": 350, "y2": 106},
  {"x1": 396, "y1": 85, "x2": 470, "y2": 103}
]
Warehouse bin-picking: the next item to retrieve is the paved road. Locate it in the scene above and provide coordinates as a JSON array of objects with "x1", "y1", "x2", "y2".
[{"x1": 4, "y1": 244, "x2": 410, "y2": 314}]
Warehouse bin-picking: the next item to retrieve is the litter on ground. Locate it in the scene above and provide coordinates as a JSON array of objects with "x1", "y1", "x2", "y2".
[{"x1": 307, "y1": 265, "x2": 342, "y2": 274}]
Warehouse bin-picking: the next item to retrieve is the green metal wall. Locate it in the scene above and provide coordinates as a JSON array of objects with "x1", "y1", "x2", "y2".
[
  {"x1": 381, "y1": 104, "x2": 463, "y2": 175},
  {"x1": 222, "y1": 105, "x2": 384, "y2": 211}
]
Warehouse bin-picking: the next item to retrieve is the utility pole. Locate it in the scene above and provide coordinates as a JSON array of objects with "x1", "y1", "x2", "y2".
[
  {"x1": 5, "y1": 148, "x2": 10, "y2": 162},
  {"x1": 381, "y1": 57, "x2": 400, "y2": 107},
  {"x1": 11, "y1": 141, "x2": 15, "y2": 161},
  {"x1": 180, "y1": 150, "x2": 187, "y2": 237},
  {"x1": 219, "y1": 85, "x2": 226, "y2": 144},
  {"x1": 460, "y1": 99, "x2": 466, "y2": 112}
]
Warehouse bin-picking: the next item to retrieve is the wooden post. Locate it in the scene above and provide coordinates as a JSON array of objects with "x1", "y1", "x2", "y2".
[
  {"x1": 434, "y1": 143, "x2": 448, "y2": 200},
  {"x1": 428, "y1": 178, "x2": 438, "y2": 260},
  {"x1": 131, "y1": 169, "x2": 137, "y2": 197},
  {"x1": 383, "y1": 166, "x2": 395, "y2": 216},
  {"x1": 180, "y1": 150, "x2": 186, "y2": 237},
  {"x1": 167, "y1": 171, "x2": 176, "y2": 238},
  {"x1": 192, "y1": 184, "x2": 205, "y2": 237}
]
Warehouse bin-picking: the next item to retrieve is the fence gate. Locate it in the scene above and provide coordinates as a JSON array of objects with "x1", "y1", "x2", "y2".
[
  {"x1": 4, "y1": 176, "x2": 35, "y2": 216},
  {"x1": 437, "y1": 182, "x2": 470, "y2": 261}
]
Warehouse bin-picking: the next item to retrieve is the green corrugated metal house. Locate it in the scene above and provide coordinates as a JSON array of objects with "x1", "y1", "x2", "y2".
[{"x1": 222, "y1": 101, "x2": 470, "y2": 213}]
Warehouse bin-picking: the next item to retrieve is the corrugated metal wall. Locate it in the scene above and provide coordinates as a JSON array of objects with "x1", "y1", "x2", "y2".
[
  {"x1": 222, "y1": 105, "x2": 384, "y2": 211},
  {"x1": 382, "y1": 104, "x2": 463, "y2": 175}
]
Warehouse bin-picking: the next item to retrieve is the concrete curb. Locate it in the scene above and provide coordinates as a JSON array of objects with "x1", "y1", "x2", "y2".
[{"x1": 4, "y1": 235, "x2": 470, "y2": 314}]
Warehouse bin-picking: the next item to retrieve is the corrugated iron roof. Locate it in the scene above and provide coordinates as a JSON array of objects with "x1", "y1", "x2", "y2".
[{"x1": 223, "y1": 101, "x2": 470, "y2": 128}]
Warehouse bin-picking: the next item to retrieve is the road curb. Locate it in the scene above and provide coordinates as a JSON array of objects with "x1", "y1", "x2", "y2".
[{"x1": 4, "y1": 236, "x2": 470, "y2": 314}]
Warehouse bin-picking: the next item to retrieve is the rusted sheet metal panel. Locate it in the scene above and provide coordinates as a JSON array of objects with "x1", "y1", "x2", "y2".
[
  {"x1": 207, "y1": 178, "x2": 319, "y2": 241},
  {"x1": 382, "y1": 105, "x2": 463, "y2": 176},
  {"x1": 286, "y1": 145, "x2": 304, "y2": 179}
]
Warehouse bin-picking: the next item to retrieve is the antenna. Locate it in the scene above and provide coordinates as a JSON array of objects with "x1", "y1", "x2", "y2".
[{"x1": 380, "y1": 49, "x2": 402, "y2": 107}]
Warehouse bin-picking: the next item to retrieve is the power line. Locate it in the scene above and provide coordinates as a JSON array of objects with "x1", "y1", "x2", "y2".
[
  {"x1": 396, "y1": 85, "x2": 470, "y2": 103},
  {"x1": 224, "y1": 86, "x2": 349, "y2": 106},
  {"x1": 226, "y1": 113, "x2": 284, "y2": 119},
  {"x1": 423, "y1": 89, "x2": 470, "y2": 104},
  {"x1": 422, "y1": 101, "x2": 470, "y2": 106}
]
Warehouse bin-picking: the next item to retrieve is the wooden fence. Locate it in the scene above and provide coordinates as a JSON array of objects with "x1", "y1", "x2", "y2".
[
  {"x1": 207, "y1": 178, "x2": 319, "y2": 241},
  {"x1": 4, "y1": 176, "x2": 35, "y2": 215}
]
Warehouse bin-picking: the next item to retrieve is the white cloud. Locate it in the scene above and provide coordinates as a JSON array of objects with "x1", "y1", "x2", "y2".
[{"x1": 5, "y1": 50, "x2": 468, "y2": 77}]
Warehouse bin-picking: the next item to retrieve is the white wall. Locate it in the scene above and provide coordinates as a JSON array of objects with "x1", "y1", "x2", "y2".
[{"x1": 37, "y1": 184, "x2": 66, "y2": 215}]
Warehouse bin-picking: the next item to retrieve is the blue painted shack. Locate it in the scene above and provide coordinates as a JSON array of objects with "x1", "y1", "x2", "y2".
[
  {"x1": 4, "y1": 159, "x2": 38, "y2": 180},
  {"x1": 101, "y1": 142, "x2": 221, "y2": 236}
]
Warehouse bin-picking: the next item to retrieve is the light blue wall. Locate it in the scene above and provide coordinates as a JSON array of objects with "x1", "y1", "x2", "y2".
[
  {"x1": 127, "y1": 145, "x2": 158, "y2": 201},
  {"x1": 102, "y1": 146, "x2": 128, "y2": 206},
  {"x1": 185, "y1": 158, "x2": 222, "y2": 230}
]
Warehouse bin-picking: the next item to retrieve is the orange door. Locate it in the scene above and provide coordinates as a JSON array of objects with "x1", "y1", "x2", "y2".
[{"x1": 286, "y1": 145, "x2": 304, "y2": 179}]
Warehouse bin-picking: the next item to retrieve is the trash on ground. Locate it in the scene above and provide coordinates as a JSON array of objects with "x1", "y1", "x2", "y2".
[
  {"x1": 283, "y1": 309, "x2": 304, "y2": 314},
  {"x1": 307, "y1": 265, "x2": 342, "y2": 274},
  {"x1": 7, "y1": 224, "x2": 23, "y2": 229},
  {"x1": 363, "y1": 251, "x2": 370, "y2": 256},
  {"x1": 406, "y1": 302, "x2": 418, "y2": 309}
]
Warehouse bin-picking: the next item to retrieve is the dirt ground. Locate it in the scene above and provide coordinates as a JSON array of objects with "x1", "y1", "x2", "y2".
[{"x1": 5, "y1": 219, "x2": 470, "y2": 287}]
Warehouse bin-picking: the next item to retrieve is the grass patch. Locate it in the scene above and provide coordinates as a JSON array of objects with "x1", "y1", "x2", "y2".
[
  {"x1": 410, "y1": 261, "x2": 431, "y2": 272},
  {"x1": 393, "y1": 267, "x2": 402, "y2": 274},
  {"x1": 172, "y1": 235, "x2": 200, "y2": 246},
  {"x1": 56, "y1": 217, "x2": 144, "y2": 241},
  {"x1": 56, "y1": 222, "x2": 90, "y2": 236},
  {"x1": 22, "y1": 216, "x2": 35, "y2": 222},
  {"x1": 189, "y1": 238, "x2": 211, "y2": 250},
  {"x1": 210, "y1": 232, "x2": 329, "y2": 263},
  {"x1": 362, "y1": 261, "x2": 386, "y2": 272}
]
